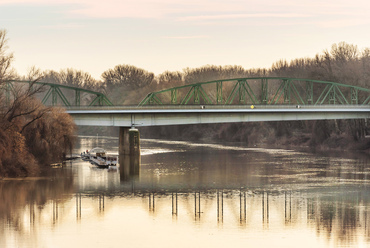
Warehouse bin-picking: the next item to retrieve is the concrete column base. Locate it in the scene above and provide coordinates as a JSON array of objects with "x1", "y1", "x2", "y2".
[
  {"x1": 119, "y1": 127, "x2": 140, "y2": 181},
  {"x1": 119, "y1": 154, "x2": 140, "y2": 181}
]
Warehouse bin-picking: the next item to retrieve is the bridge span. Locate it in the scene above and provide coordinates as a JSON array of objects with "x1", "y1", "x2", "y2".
[
  {"x1": 67, "y1": 105, "x2": 370, "y2": 127},
  {"x1": 67, "y1": 105, "x2": 370, "y2": 160},
  {"x1": 61, "y1": 76, "x2": 370, "y2": 159}
]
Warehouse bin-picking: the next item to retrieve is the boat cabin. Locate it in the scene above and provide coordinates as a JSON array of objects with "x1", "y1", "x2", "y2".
[{"x1": 89, "y1": 147, "x2": 106, "y2": 158}]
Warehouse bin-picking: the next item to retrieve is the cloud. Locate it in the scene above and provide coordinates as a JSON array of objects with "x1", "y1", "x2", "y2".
[
  {"x1": 177, "y1": 13, "x2": 311, "y2": 22},
  {"x1": 1, "y1": 0, "x2": 369, "y2": 28},
  {"x1": 40, "y1": 23, "x2": 85, "y2": 29},
  {"x1": 317, "y1": 18, "x2": 370, "y2": 28},
  {"x1": 69, "y1": 1, "x2": 168, "y2": 19},
  {"x1": 162, "y1": 35, "x2": 209, "y2": 39},
  {"x1": 0, "y1": 0, "x2": 324, "y2": 19}
]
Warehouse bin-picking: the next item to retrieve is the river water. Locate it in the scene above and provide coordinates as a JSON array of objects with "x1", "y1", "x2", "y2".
[{"x1": 1, "y1": 136, "x2": 370, "y2": 248}]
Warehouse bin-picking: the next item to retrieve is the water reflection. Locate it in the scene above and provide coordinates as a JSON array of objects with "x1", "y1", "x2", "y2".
[
  {"x1": 0, "y1": 169, "x2": 74, "y2": 248},
  {"x1": 1, "y1": 137, "x2": 370, "y2": 247},
  {"x1": 58, "y1": 188, "x2": 370, "y2": 246}
]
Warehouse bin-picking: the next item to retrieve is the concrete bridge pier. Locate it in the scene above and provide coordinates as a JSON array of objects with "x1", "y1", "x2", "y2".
[
  {"x1": 119, "y1": 127, "x2": 140, "y2": 181},
  {"x1": 119, "y1": 127, "x2": 140, "y2": 156}
]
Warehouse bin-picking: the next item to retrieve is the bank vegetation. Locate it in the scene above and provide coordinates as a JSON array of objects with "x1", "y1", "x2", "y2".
[{"x1": 0, "y1": 30, "x2": 76, "y2": 177}]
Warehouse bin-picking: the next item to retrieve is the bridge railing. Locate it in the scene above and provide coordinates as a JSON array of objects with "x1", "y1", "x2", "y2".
[
  {"x1": 1, "y1": 80, "x2": 113, "y2": 107},
  {"x1": 139, "y1": 77, "x2": 370, "y2": 106}
]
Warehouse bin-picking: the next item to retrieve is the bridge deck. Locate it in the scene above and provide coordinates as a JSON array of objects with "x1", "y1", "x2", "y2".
[{"x1": 67, "y1": 105, "x2": 370, "y2": 127}]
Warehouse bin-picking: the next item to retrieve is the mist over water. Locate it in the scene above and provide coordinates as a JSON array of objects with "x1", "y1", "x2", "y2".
[{"x1": 1, "y1": 136, "x2": 370, "y2": 248}]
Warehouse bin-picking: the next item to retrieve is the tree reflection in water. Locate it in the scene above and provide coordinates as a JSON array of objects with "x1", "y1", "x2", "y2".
[{"x1": 0, "y1": 169, "x2": 74, "y2": 246}]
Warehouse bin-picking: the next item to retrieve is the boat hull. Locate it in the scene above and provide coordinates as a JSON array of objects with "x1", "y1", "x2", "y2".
[{"x1": 81, "y1": 147, "x2": 117, "y2": 169}]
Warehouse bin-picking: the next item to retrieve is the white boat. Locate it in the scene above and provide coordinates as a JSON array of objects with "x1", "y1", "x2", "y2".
[{"x1": 83, "y1": 147, "x2": 118, "y2": 168}]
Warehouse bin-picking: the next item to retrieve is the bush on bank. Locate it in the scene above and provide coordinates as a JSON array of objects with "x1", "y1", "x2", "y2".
[{"x1": 0, "y1": 99, "x2": 76, "y2": 177}]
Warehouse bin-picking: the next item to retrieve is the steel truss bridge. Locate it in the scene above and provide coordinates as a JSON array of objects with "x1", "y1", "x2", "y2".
[
  {"x1": 62, "y1": 77, "x2": 370, "y2": 128},
  {"x1": 2, "y1": 77, "x2": 370, "y2": 108},
  {"x1": 139, "y1": 77, "x2": 370, "y2": 106},
  {"x1": 3, "y1": 77, "x2": 369, "y2": 157},
  {"x1": 2, "y1": 80, "x2": 113, "y2": 106},
  {"x1": 2, "y1": 78, "x2": 370, "y2": 126}
]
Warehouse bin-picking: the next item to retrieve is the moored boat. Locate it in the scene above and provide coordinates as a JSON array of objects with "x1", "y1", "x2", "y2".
[{"x1": 82, "y1": 147, "x2": 118, "y2": 168}]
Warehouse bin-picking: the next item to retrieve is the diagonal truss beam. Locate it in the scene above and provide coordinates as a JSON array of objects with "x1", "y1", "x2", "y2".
[
  {"x1": 138, "y1": 77, "x2": 370, "y2": 106},
  {"x1": 3, "y1": 80, "x2": 113, "y2": 107}
]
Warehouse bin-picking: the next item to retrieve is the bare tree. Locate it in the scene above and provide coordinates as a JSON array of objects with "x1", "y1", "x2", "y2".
[
  {"x1": 183, "y1": 65, "x2": 243, "y2": 84},
  {"x1": 0, "y1": 30, "x2": 16, "y2": 83},
  {"x1": 330, "y1": 42, "x2": 359, "y2": 64},
  {"x1": 43, "y1": 68, "x2": 99, "y2": 90},
  {"x1": 157, "y1": 71, "x2": 183, "y2": 88},
  {"x1": 102, "y1": 64, "x2": 154, "y2": 90},
  {"x1": 0, "y1": 30, "x2": 76, "y2": 177},
  {"x1": 101, "y1": 64, "x2": 155, "y2": 105}
]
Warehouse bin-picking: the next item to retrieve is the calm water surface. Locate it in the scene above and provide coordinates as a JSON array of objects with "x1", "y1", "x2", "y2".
[{"x1": 1, "y1": 136, "x2": 370, "y2": 248}]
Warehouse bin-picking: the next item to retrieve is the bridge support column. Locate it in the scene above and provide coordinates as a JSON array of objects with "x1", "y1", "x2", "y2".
[
  {"x1": 119, "y1": 153, "x2": 140, "y2": 181},
  {"x1": 119, "y1": 127, "x2": 140, "y2": 156},
  {"x1": 119, "y1": 127, "x2": 140, "y2": 181}
]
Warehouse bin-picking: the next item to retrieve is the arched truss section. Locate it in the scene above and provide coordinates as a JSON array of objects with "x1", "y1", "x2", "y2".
[
  {"x1": 2, "y1": 80, "x2": 113, "y2": 106},
  {"x1": 139, "y1": 77, "x2": 370, "y2": 106}
]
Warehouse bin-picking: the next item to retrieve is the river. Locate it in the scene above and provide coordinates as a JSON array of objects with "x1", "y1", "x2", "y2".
[{"x1": 1, "y1": 136, "x2": 370, "y2": 248}]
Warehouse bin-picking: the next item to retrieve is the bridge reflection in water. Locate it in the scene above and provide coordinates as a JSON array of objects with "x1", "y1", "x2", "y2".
[
  {"x1": 13, "y1": 185, "x2": 305, "y2": 228},
  {"x1": 70, "y1": 187, "x2": 368, "y2": 234},
  {"x1": 72, "y1": 190, "x2": 274, "y2": 224}
]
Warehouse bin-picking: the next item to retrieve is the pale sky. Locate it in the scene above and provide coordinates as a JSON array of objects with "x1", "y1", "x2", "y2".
[{"x1": 1, "y1": 0, "x2": 370, "y2": 79}]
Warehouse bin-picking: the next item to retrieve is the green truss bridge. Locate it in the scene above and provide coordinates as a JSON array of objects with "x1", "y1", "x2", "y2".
[
  {"x1": 3, "y1": 77, "x2": 370, "y2": 107},
  {"x1": 65, "y1": 76, "x2": 370, "y2": 131},
  {"x1": 2, "y1": 80, "x2": 113, "y2": 106},
  {"x1": 139, "y1": 77, "x2": 370, "y2": 106}
]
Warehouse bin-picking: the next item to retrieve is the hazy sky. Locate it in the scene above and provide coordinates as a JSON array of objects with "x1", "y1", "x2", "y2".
[{"x1": 1, "y1": 0, "x2": 370, "y2": 79}]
